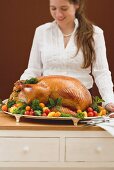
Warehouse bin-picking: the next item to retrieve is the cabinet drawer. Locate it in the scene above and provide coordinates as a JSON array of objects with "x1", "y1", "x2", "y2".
[
  {"x1": 66, "y1": 138, "x2": 114, "y2": 162},
  {"x1": 0, "y1": 138, "x2": 59, "y2": 162}
]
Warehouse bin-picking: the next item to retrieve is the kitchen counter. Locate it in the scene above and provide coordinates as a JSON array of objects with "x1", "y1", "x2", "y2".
[
  {"x1": 0, "y1": 112, "x2": 103, "y2": 131},
  {"x1": 0, "y1": 111, "x2": 114, "y2": 170}
]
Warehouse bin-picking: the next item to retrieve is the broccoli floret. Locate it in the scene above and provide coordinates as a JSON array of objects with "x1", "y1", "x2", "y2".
[
  {"x1": 34, "y1": 110, "x2": 42, "y2": 116},
  {"x1": 30, "y1": 99, "x2": 42, "y2": 111},
  {"x1": 7, "y1": 100, "x2": 16, "y2": 108},
  {"x1": 76, "y1": 112, "x2": 85, "y2": 119},
  {"x1": 13, "y1": 104, "x2": 26, "y2": 114},
  {"x1": 20, "y1": 110, "x2": 26, "y2": 115}
]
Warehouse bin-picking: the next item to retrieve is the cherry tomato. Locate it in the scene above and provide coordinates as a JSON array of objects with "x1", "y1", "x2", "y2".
[
  {"x1": 42, "y1": 113, "x2": 47, "y2": 116},
  {"x1": 93, "y1": 111, "x2": 98, "y2": 116},
  {"x1": 39, "y1": 103, "x2": 45, "y2": 108},
  {"x1": 77, "y1": 109, "x2": 82, "y2": 113},
  {"x1": 1, "y1": 105, "x2": 8, "y2": 112},
  {"x1": 29, "y1": 111, "x2": 34, "y2": 116},
  {"x1": 101, "y1": 109, "x2": 107, "y2": 115},
  {"x1": 24, "y1": 111, "x2": 30, "y2": 115},
  {"x1": 87, "y1": 112, "x2": 94, "y2": 117},
  {"x1": 87, "y1": 107, "x2": 93, "y2": 112},
  {"x1": 25, "y1": 106, "x2": 31, "y2": 111},
  {"x1": 44, "y1": 109, "x2": 50, "y2": 115}
]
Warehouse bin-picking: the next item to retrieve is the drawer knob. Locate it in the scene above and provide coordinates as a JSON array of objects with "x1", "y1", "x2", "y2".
[
  {"x1": 96, "y1": 146, "x2": 102, "y2": 153},
  {"x1": 23, "y1": 146, "x2": 30, "y2": 153}
]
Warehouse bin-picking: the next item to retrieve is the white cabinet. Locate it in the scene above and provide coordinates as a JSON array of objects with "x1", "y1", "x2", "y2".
[{"x1": 0, "y1": 130, "x2": 114, "y2": 170}]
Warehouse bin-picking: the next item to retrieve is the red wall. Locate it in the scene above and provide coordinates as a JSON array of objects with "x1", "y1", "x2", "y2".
[{"x1": 0, "y1": 0, "x2": 114, "y2": 99}]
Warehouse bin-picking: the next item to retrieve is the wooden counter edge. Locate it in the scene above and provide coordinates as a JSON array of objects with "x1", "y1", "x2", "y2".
[{"x1": 0, "y1": 112, "x2": 104, "y2": 131}]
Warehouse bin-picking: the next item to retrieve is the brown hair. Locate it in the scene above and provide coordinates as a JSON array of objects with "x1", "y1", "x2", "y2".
[{"x1": 69, "y1": 0, "x2": 95, "y2": 68}]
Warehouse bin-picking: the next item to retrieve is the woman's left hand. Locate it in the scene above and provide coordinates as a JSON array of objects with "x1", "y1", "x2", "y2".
[{"x1": 105, "y1": 103, "x2": 114, "y2": 117}]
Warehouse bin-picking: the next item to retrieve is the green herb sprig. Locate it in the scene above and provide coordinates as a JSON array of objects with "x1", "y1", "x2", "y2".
[
  {"x1": 24, "y1": 78, "x2": 38, "y2": 84},
  {"x1": 47, "y1": 98, "x2": 62, "y2": 109},
  {"x1": 91, "y1": 96, "x2": 105, "y2": 112},
  {"x1": 30, "y1": 99, "x2": 42, "y2": 111}
]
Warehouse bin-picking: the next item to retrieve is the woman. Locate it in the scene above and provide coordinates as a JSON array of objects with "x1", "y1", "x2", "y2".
[{"x1": 20, "y1": 0, "x2": 114, "y2": 112}]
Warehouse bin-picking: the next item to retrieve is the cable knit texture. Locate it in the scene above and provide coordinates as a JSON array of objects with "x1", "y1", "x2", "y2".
[{"x1": 20, "y1": 19, "x2": 114, "y2": 105}]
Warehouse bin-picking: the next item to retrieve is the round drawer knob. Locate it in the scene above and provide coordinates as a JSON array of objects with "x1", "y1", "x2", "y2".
[
  {"x1": 23, "y1": 146, "x2": 30, "y2": 153},
  {"x1": 96, "y1": 146, "x2": 102, "y2": 153}
]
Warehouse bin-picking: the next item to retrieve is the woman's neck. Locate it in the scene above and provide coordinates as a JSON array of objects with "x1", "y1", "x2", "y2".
[{"x1": 58, "y1": 22, "x2": 75, "y2": 35}]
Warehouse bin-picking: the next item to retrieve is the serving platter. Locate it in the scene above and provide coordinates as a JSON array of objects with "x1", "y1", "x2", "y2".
[
  {"x1": 3, "y1": 111, "x2": 80, "y2": 126},
  {"x1": 83, "y1": 116, "x2": 102, "y2": 120}
]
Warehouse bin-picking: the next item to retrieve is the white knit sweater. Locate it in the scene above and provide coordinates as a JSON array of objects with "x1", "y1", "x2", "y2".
[{"x1": 20, "y1": 19, "x2": 114, "y2": 105}]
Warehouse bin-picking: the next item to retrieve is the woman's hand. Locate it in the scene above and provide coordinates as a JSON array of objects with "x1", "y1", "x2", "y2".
[
  {"x1": 105, "y1": 103, "x2": 114, "y2": 118},
  {"x1": 105, "y1": 103, "x2": 114, "y2": 112}
]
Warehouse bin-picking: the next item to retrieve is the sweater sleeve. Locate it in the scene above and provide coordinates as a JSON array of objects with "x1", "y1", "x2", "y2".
[
  {"x1": 20, "y1": 27, "x2": 42, "y2": 80},
  {"x1": 92, "y1": 27, "x2": 114, "y2": 105}
]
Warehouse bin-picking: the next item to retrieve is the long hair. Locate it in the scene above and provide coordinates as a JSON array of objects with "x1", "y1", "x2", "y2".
[{"x1": 69, "y1": 0, "x2": 96, "y2": 68}]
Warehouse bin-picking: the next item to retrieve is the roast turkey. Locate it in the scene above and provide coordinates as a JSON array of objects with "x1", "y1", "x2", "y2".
[{"x1": 10, "y1": 75, "x2": 92, "y2": 111}]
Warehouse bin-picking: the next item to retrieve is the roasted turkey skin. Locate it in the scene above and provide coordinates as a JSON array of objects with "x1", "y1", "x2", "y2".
[{"x1": 10, "y1": 75, "x2": 92, "y2": 111}]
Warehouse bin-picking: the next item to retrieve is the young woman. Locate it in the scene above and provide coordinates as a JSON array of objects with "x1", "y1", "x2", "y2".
[{"x1": 20, "y1": 0, "x2": 114, "y2": 112}]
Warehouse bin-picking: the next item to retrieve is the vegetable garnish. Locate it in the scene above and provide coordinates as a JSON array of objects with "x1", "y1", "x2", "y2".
[
  {"x1": 90, "y1": 96, "x2": 105, "y2": 112},
  {"x1": 24, "y1": 78, "x2": 38, "y2": 84}
]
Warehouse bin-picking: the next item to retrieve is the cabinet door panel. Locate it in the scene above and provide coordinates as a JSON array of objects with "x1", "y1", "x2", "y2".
[
  {"x1": 66, "y1": 138, "x2": 114, "y2": 162},
  {"x1": 0, "y1": 138, "x2": 59, "y2": 162}
]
